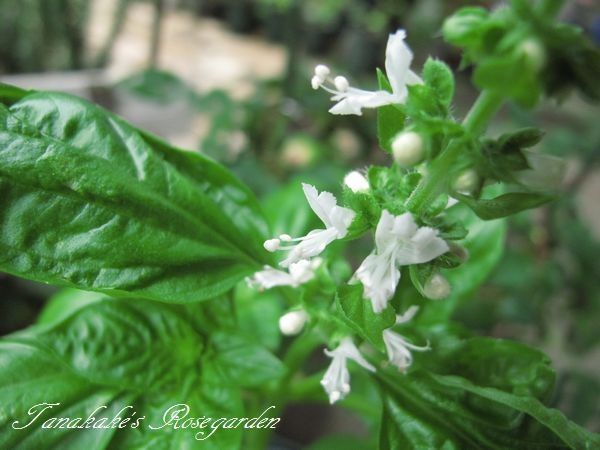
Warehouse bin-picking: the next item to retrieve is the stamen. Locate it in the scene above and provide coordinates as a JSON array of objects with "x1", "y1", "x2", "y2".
[
  {"x1": 315, "y1": 64, "x2": 330, "y2": 78},
  {"x1": 263, "y1": 238, "x2": 281, "y2": 252},
  {"x1": 311, "y1": 75, "x2": 324, "y2": 90},
  {"x1": 334, "y1": 76, "x2": 349, "y2": 92}
]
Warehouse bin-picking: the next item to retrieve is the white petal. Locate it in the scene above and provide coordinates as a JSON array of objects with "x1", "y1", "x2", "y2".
[
  {"x1": 355, "y1": 251, "x2": 400, "y2": 313},
  {"x1": 329, "y1": 89, "x2": 398, "y2": 115},
  {"x1": 302, "y1": 183, "x2": 336, "y2": 228},
  {"x1": 288, "y1": 259, "x2": 317, "y2": 284},
  {"x1": 396, "y1": 305, "x2": 420, "y2": 324},
  {"x1": 301, "y1": 183, "x2": 354, "y2": 235},
  {"x1": 247, "y1": 266, "x2": 296, "y2": 289},
  {"x1": 374, "y1": 210, "x2": 397, "y2": 251},
  {"x1": 279, "y1": 228, "x2": 338, "y2": 267},
  {"x1": 385, "y1": 29, "x2": 414, "y2": 97},
  {"x1": 405, "y1": 69, "x2": 423, "y2": 86},
  {"x1": 392, "y1": 212, "x2": 419, "y2": 240},
  {"x1": 395, "y1": 227, "x2": 449, "y2": 265},
  {"x1": 334, "y1": 338, "x2": 376, "y2": 372}
]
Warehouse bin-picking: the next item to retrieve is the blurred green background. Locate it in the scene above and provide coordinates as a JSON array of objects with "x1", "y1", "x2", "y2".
[{"x1": 1, "y1": 0, "x2": 599, "y2": 445}]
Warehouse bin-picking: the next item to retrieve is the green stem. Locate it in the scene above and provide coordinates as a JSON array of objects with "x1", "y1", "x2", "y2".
[
  {"x1": 462, "y1": 90, "x2": 504, "y2": 135},
  {"x1": 405, "y1": 90, "x2": 504, "y2": 215}
]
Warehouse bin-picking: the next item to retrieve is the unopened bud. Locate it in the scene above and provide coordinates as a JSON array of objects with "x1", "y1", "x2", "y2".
[
  {"x1": 344, "y1": 171, "x2": 370, "y2": 193},
  {"x1": 279, "y1": 310, "x2": 309, "y2": 336},
  {"x1": 263, "y1": 238, "x2": 280, "y2": 252},
  {"x1": 314, "y1": 64, "x2": 330, "y2": 78},
  {"x1": 392, "y1": 131, "x2": 424, "y2": 167},
  {"x1": 519, "y1": 38, "x2": 546, "y2": 72},
  {"x1": 453, "y1": 169, "x2": 479, "y2": 193},
  {"x1": 423, "y1": 273, "x2": 451, "y2": 300},
  {"x1": 334, "y1": 76, "x2": 349, "y2": 92}
]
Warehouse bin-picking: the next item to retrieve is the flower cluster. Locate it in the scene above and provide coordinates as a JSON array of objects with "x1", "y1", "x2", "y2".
[{"x1": 247, "y1": 29, "x2": 448, "y2": 404}]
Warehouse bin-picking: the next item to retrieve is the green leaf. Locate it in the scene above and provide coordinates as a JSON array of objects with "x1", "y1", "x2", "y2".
[
  {"x1": 308, "y1": 434, "x2": 375, "y2": 450},
  {"x1": 376, "y1": 69, "x2": 406, "y2": 153},
  {"x1": 0, "y1": 90, "x2": 270, "y2": 302},
  {"x1": 35, "y1": 288, "x2": 106, "y2": 326},
  {"x1": 474, "y1": 54, "x2": 541, "y2": 108},
  {"x1": 431, "y1": 373, "x2": 600, "y2": 449},
  {"x1": 455, "y1": 192, "x2": 555, "y2": 220},
  {"x1": 442, "y1": 7, "x2": 490, "y2": 48},
  {"x1": 422, "y1": 58, "x2": 455, "y2": 107},
  {"x1": 477, "y1": 128, "x2": 544, "y2": 183},
  {"x1": 1, "y1": 296, "x2": 245, "y2": 450},
  {"x1": 0, "y1": 82, "x2": 29, "y2": 106},
  {"x1": 378, "y1": 336, "x2": 599, "y2": 449},
  {"x1": 207, "y1": 331, "x2": 284, "y2": 388},
  {"x1": 335, "y1": 284, "x2": 396, "y2": 350}
]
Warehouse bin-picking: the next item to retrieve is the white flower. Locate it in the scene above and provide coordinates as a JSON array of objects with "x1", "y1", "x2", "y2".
[
  {"x1": 246, "y1": 259, "x2": 320, "y2": 290},
  {"x1": 279, "y1": 310, "x2": 309, "y2": 336},
  {"x1": 265, "y1": 183, "x2": 355, "y2": 267},
  {"x1": 354, "y1": 210, "x2": 449, "y2": 313},
  {"x1": 343, "y1": 170, "x2": 370, "y2": 193},
  {"x1": 321, "y1": 337, "x2": 375, "y2": 404},
  {"x1": 383, "y1": 306, "x2": 430, "y2": 372},
  {"x1": 311, "y1": 30, "x2": 422, "y2": 115}
]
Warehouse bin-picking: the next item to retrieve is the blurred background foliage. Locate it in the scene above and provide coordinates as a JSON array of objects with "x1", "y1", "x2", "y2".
[{"x1": 1, "y1": 0, "x2": 599, "y2": 444}]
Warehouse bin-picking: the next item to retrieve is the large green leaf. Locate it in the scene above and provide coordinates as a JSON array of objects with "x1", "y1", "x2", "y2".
[
  {"x1": 1, "y1": 295, "x2": 249, "y2": 450},
  {"x1": 0, "y1": 90, "x2": 270, "y2": 302},
  {"x1": 377, "y1": 337, "x2": 599, "y2": 449}
]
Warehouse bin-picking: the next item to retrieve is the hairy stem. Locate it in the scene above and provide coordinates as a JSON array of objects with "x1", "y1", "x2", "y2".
[{"x1": 406, "y1": 91, "x2": 504, "y2": 215}]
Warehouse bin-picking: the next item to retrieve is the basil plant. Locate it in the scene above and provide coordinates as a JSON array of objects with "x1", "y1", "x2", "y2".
[{"x1": 1, "y1": 0, "x2": 599, "y2": 449}]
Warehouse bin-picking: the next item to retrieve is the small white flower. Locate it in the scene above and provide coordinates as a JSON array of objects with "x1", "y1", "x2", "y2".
[
  {"x1": 321, "y1": 337, "x2": 375, "y2": 404},
  {"x1": 343, "y1": 170, "x2": 370, "y2": 193},
  {"x1": 279, "y1": 310, "x2": 309, "y2": 336},
  {"x1": 354, "y1": 210, "x2": 449, "y2": 313},
  {"x1": 246, "y1": 259, "x2": 320, "y2": 290},
  {"x1": 383, "y1": 307, "x2": 430, "y2": 372},
  {"x1": 266, "y1": 183, "x2": 355, "y2": 267},
  {"x1": 312, "y1": 30, "x2": 422, "y2": 116}
]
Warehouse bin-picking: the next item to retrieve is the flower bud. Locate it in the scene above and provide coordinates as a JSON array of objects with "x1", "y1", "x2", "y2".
[
  {"x1": 452, "y1": 169, "x2": 479, "y2": 194},
  {"x1": 391, "y1": 131, "x2": 424, "y2": 167},
  {"x1": 519, "y1": 38, "x2": 546, "y2": 73},
  {"x1": 423, "y1": 273, "x2": 451, "y2": 300},
  {"x1": 344, "y1": 171, "x2": 370, "y2": 193},
  {"x1": 279, "y1": 310, "x2": 309, "y2": 336}
]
